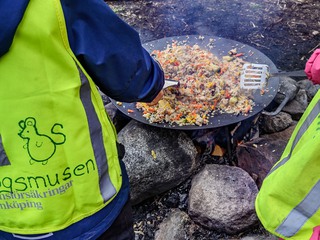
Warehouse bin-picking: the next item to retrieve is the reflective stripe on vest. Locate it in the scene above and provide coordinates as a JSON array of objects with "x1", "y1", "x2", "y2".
[
  {"x1": 78, "y1": 67, "x2": 116, "y2": 202},
  {"x1": 276, "y1": 180, "x2": 320, "y2": 237},
  {"x1": 0, "y1": 136, "x2": 10, "y2": 166}
]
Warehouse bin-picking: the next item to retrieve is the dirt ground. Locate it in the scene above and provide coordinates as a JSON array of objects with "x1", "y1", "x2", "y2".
[{"x1": 107, "y1": 0, "x2": 320, "y2": 71}]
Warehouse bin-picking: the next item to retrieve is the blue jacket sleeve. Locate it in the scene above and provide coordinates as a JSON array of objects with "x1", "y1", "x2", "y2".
[
  {"x1": 60, "y1": 0, "x2": 164, "y2": 103},
  {"x1": 0, "y1": 0, "x2": 29, "y2": 57}
]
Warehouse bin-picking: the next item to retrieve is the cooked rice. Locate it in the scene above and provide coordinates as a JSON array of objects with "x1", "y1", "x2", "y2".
[{"x1": 136, "y1": 41, "x2": 255, "y2": 126}]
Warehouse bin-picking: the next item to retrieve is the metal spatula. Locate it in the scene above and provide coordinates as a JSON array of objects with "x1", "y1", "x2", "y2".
[{"x1": 240, "y1": 63, "x2": 306, "y2": 89}]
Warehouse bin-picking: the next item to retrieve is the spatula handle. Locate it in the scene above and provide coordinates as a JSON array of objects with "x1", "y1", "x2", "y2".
[
  {"x1": 271, "y1": 70, "x2": 306, "y2": 77},
  {"x1": 163, "y1": 79, "x2": 180, "y2": 89}
]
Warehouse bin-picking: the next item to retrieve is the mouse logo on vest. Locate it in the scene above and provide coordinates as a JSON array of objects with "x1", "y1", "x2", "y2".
[{"x1": 18, "y1": 117, "x2": 66, "y2": 165}]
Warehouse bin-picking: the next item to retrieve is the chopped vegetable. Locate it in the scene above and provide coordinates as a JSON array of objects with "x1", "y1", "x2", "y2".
[
  {"x1": 136, "y1": 42, "x2": 255, "y2": 126},
  {"x1": 151, "y1": 150, "x2": 157, "y2": 159}
]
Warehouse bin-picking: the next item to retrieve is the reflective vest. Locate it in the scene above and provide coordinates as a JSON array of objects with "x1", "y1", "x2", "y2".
[
  {"x1": 256, "y1": 89, "x2": 320, "y2": 239},
  {"x1": 0, "y1": 0, "x2": 122, "y2": 234}
]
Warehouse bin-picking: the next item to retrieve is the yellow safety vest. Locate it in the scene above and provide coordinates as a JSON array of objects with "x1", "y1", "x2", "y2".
[
  {"x1": 256, "y1": 90, "x2": 320, "y2": 239},
  {"x1": 0, "y1": 0, "x2": 122, "y2": 234}
]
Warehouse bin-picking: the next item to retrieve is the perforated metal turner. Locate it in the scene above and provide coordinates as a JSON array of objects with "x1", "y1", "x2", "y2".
[{"x1": 240, "y1": 63, "x2": 306, "y2": 89}]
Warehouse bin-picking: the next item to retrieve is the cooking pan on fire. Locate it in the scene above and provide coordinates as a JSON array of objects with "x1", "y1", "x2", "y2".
[{"x1": 110, "y1": 35, "x2": 280, "y2": 130}]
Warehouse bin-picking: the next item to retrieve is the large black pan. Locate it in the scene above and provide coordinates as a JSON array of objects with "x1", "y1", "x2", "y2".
[{"x1": 111, "y1": 35, "x2": 280, "y2": 130}]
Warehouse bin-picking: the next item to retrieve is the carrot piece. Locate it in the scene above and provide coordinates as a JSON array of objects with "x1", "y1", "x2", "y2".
[
  {"x1": 225, "y1": 89, "x2": 231, "y2": 99},
  {"x1": 147, "y1": 107, "x2": 156, "y2": 113},
  {"x1": 193, "y1": 104, "x2": 203, "y2": 109},
  {"x1": 244, "y1": 105, "x2": 251, "y2": 113},
  {"x1": 211, "y1": 99, "x2": 218, "y2": 110},
  {"x1": 173, "y1": 113, "x2": 183, "y2": 120}
]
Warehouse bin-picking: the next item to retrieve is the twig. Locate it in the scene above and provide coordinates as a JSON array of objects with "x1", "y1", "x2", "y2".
[
  {"x1": 250, "y1": 42, "x2": 270, "y2": 50},
  {"x1": 308, "y1": 43, "x2": 320, "y2": 53}
]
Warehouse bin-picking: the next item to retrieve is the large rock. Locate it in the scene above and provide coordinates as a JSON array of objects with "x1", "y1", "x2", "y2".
[
  {"x1": 260, "y1": 111, "x2": 293, "y2": 133},
  {"x1": 282, "y1": 88, "x2": 308, "y2": 120},
  {"x1": 262, "y1": 123, "x2": 297, "y2": 142},
  {"x1": 274, "y1": 77, "x2": 298, "y2": 104},
  {"x1": 154, "y1": 209, "x2": 191, "y2": 240},
  {"x1": 297, "y1": 79, "x2": 320, "y2": 101},
  {"x1": 236, "y1": 137, "x2": 287, "y2": 188},
  {"x1": 188, "y1": 164, "x2": 258, "y2": 235},
  {"x1": 118, "y1": 121, "x2": 200, "y2": 205}
]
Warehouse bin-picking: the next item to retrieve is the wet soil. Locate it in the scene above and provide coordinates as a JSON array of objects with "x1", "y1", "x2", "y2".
[{"x1": 105, "y1": 0, "x2": 320, "y2": 239}]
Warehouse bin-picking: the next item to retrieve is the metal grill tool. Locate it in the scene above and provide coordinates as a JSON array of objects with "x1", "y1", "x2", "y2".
[{"x1": 240, "y1": 63, "x2": 306, "y2": 89}]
